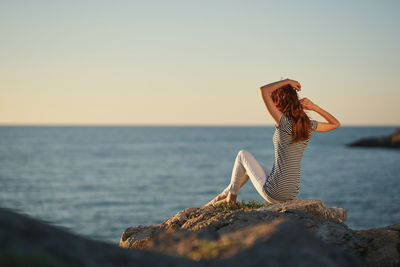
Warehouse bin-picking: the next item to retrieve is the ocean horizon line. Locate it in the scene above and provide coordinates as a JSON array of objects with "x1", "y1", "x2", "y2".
[{"x1": 0, "y1": 123, "x2": 399, "y2": 128}]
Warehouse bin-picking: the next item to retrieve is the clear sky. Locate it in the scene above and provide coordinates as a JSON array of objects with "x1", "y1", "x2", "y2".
[{"x1": 1, "y1": 0, "x2": 399, "y2": 126}]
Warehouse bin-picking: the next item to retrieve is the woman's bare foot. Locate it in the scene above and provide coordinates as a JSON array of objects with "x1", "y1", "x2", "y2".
[
  {"x1": 204, "y1": 192, "x2": 228, "y2": 207},
  {"x1": 213, "y1": 192, "x2": 237, "y2": 205}
]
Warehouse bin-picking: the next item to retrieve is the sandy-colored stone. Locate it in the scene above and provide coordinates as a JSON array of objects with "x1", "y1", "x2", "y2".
[
  {"x1": 120, "y1": 199, "x2": 400, "y2": 266},
  {"x1": 256, "y1": 199, "x2": 347, "y2": 222}
]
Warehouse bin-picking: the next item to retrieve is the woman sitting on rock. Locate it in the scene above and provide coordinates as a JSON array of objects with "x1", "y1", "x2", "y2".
[{"x1": 206, "y1": 78, "x2": 341, "y2": 206}]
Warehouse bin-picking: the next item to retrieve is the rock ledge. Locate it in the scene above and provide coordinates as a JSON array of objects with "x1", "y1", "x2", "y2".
[{"x1": 120, "y1": 199, "x2": 400, "y2": 267}]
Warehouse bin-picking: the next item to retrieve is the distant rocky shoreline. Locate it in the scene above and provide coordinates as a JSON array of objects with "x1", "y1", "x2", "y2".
[
  {"x1": 347, "y1": 129, "x2": 400, "y2": 149},
  {"x1": 1, "y1": 200, "x2": 399, "y2": 267}
]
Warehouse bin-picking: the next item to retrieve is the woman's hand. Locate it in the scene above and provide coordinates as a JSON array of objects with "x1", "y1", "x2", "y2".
[
  {"x1": 300, "y1": 97, "x2": 316, "y2": 110},
  {"x1": 302, "y1": 98, "x2": 341, "y2": 132},
  {"x1": 287, "y1": 79, "x2": 301, "y2": 91}
]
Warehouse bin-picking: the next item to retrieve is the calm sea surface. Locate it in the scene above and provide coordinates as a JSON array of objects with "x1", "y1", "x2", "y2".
[{"x1": 0, "y1": 126, "x2": 399, "y2": 244}]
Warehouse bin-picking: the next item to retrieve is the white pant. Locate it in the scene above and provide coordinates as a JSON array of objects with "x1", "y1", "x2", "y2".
[{"x1": 222, "y1": 150, "x2": 281, "y2": 204}]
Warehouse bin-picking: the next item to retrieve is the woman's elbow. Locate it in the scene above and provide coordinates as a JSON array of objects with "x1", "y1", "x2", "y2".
[{"x1": 333, "y1": 121, "x2": 341, "y2": 129}]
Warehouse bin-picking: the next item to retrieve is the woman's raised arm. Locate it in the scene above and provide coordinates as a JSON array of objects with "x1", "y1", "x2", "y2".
[
  {"x1": 259, "y1": 79, "x2": 301, "y2": 125},
  {"x1": 300, "y1": 98, "x2": 341, "y2": 132}
]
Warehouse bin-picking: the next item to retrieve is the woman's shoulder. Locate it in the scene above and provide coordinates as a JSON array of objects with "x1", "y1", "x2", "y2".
[
  {"x1": 280, "y1": 115, "x2": 317, "y2": 131},
  {"x1": 277, "y1": 115, "x2": 316, "y2": 136},
  {"x1": 276, "y1": 115, "x2": 292, "y2": 134}
]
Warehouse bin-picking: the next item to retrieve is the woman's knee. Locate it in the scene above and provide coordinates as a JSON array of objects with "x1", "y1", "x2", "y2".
[
  {"x1": 237, "y1": 149, "x2": 249, "y2": 158},
  {"x1": 237, "y1": 149, "x2": 252, "y2": 161}
]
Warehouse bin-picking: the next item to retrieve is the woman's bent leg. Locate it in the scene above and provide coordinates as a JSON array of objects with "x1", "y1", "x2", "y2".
[
  {"x1": 221, "y1": 151, "x2": 249, "y2": 197},
  {"x1": 222, "y1": 150, "x2": 270, "y2": 200}
]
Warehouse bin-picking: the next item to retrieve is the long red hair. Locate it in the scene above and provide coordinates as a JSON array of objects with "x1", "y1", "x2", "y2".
[{"x1": 271, "y1": 84, "x2": 311, "y2": 144}]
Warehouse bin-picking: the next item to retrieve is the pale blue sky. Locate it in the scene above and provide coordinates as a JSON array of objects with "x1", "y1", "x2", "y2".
[{"x1": 1, "y1": 0, "x2": 399, "y2": 125}]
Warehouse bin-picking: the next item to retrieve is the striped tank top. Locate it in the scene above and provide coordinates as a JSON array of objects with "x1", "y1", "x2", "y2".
[{"x1": 263, "y1": 115, "x2": 318, "y2": 202}]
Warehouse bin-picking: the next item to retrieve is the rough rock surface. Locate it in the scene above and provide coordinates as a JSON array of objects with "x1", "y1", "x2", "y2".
[
  {"x1": 256, "y1": 199, "x2": 347, "y2": 222},
  {"x1": 1, "y1": 205, "x2": 366, "y2": 267},
  {"x1": 120, "y1": 200, "x2": 400, "y2": 267},
  {"x1": 347, "y1": 129, "x2": 400, "y2": 149}
]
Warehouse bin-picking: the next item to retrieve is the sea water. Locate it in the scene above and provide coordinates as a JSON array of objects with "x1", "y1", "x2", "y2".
[{"x1": 0, "y1": 126, "x2": 399, "y2": 244}]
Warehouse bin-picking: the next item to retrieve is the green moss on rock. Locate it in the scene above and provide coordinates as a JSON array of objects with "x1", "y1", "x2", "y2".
[{"x1": 211, "y1": 200, "x2": 271, "y2": 212}]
